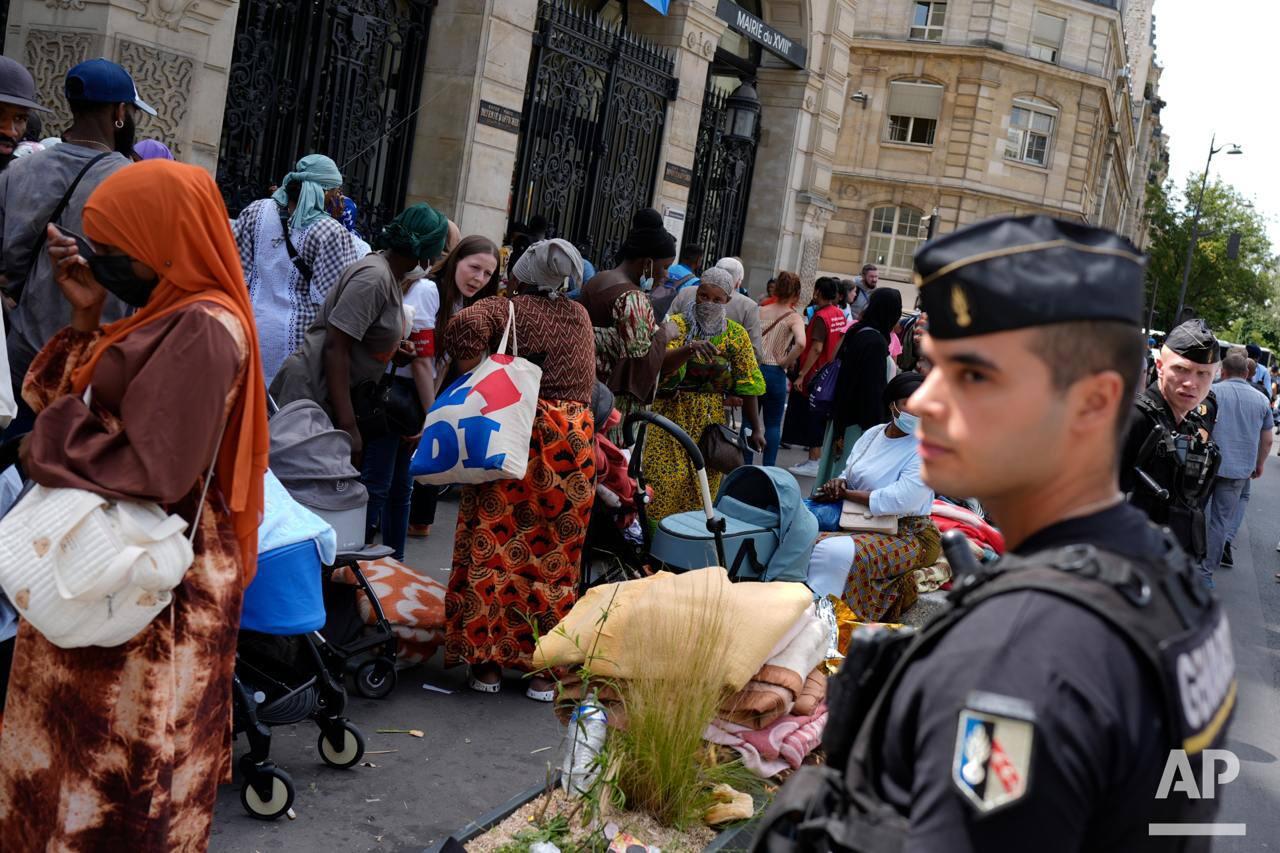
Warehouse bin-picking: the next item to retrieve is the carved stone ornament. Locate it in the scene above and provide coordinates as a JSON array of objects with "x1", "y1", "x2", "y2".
[
  {"x1": 25, "y1": 30, "x2": 94, "y2": 132},
  {"x1": 137, "y1": 0, "x2": 202, "y2": 32},
  {"x1": 117, "y1": 40, "x2": 194, "y2": 159},
  {"x1": 799, "y1": 237, "x2": 822, "y2": 286},
  {"x1": 45, "y1": 0, "x2": 88, "y2": 10}
]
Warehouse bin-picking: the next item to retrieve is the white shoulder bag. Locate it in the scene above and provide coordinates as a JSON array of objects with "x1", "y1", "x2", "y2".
[{"x1": 0, "y1": 389, "x2": 224, "y2": 648}]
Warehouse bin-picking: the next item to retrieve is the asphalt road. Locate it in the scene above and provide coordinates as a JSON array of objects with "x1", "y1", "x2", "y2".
[
  {"x1": 209, "y1": 446, "x2": 1280, "y2": 851},
  {"x1": 211, "y1": 487, "x2": 565, "y2": 853},
  {"x1": 1211, "y1": 461, "x2": 1280, "y2": 851}
]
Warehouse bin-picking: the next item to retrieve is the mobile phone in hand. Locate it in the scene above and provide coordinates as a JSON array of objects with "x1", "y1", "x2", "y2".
[{"x1": 52, "y1": 225, "x2": 96, "y2": 261}]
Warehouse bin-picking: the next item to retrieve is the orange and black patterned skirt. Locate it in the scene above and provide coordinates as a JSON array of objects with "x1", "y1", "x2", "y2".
[{"x1": 445, "y1": 399, "x2": 596, "y2": 671}]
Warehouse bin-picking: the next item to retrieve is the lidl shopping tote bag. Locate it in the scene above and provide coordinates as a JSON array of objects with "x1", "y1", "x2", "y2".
[{"x1": 409, "y1": 301, "x2": 541, "y2": 485}]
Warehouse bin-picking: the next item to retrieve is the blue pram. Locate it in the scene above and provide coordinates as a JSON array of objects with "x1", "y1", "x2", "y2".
[
  {"x1": 625, "y1": 412, "x2": 818, "y2": 582},
  {"x1": 232, "y1": 471, "x2": 381, "y2": 821}
]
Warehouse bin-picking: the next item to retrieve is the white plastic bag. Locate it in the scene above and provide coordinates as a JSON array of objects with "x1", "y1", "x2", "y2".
[{"x1": 409, "y1": 300, "x2": 541, "y2": 485}]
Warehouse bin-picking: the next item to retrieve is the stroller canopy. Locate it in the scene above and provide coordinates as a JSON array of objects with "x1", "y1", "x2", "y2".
[
  {"x1": 716, "y1": 466, "x2": 818, "y2": 583},
  {"x1": 269, "y1": 400, "x2": 367, "y2": 511}
]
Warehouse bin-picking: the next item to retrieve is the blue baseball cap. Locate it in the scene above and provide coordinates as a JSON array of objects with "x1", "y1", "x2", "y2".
[{"x1": 64, "y1": 58, "x2": 157, "y2": 116}]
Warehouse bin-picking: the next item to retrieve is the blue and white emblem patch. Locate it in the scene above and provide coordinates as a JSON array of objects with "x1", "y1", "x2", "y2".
[{"x1": 952, "y1": 695, "x2": 1035, "y2": 814}]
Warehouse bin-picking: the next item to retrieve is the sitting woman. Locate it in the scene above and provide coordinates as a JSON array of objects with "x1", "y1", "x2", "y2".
[
  {"x1": 645, "y1": 266, "x2": 765, "y2": 524},
  {"x1": 805, "y1": 371, "x2": 940, "y2": 623}
]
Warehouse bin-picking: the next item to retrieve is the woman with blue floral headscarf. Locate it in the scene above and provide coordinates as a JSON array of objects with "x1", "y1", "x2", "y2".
[{"x1": 232, "y1": 153, "x2": 361, "y2": 383}]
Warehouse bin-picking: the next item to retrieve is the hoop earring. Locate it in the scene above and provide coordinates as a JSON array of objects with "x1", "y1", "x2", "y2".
[{"x1": 114, "y1": 119, "x2": 124, "y2": 130}]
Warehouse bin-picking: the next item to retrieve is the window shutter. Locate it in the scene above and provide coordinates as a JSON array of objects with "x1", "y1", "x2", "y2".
[
  {"x1": 1032, "y1": 12, "x2": 1065, "y2": 47},
  {"x1": 887, "y1": 82, "x2": 943, "y2": 120}
]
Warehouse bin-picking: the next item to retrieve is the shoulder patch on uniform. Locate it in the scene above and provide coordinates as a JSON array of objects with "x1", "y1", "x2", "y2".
[{"x1": 952, "y1": 692, "x2": 1035, "y2": 814}]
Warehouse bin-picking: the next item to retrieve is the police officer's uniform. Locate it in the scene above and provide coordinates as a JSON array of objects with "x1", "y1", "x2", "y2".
[
  {"x1": 1119, "y1": 320, "x2": 1221, "y2": 562},
  {"x1": 754, "y1": 217, "x2": 1235, "y2": 853}
]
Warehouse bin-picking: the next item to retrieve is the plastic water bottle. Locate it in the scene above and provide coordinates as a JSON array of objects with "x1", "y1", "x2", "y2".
[{"x1": 559, "y1": 698, "x2": 607, "y2": 796}]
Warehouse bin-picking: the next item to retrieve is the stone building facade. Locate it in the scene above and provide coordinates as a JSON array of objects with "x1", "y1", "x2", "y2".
[
  {"x1": 2, "y1": 1, "x2": 238, "y2": 173},
  {"x1": 822, "y1": 0, "x2": 1168, "y2": 300},
  {"x1": 2, "y1": 0, "x2": 1166, "y2": 300}
]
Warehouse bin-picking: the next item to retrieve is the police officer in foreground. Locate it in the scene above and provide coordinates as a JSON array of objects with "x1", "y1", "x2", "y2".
[
  {"x1": 1119, "y1": 319, "x2": 1221, "y2": 566},
  {"x1": 755, "y1": 217, "x2": 1235, "y2": 853}
]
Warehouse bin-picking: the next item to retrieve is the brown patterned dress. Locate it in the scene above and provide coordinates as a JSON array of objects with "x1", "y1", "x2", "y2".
[{"x1": 0, "y1": 304, "x2": 249, "y2": 852}]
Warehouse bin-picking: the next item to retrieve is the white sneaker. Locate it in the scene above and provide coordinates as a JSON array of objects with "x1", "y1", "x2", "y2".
[{"x1": 789, "y1": 459, "x2": 821, "y2": 478}]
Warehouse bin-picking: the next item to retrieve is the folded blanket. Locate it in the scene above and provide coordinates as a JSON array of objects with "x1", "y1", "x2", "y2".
[
  {"x1": 721, "y1": 609, "x2": 829, "y2": 728},
  {"x1": 534, "y1": 568, "x2": 814, "y2": 692},
  {"x1": 704, "y1": 704, "x2": 829, "y2": 778},
  {"x1": 931, "y1": 500, "x2": 1004, "y2": 554},
  {"x1": 332, "y1": 558, "x2": 445, "y2": 664},
  {"x1": 793, "y1": 668, "x2": 827, "y2": 717},
  {"x1": 260, "y1": 469, "x2": 337, "y2": 563}
]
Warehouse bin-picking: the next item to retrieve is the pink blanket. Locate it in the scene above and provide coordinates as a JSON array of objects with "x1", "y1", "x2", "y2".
[{"x1": 704, "y1": 704, "x2": 828, "y2": 778}]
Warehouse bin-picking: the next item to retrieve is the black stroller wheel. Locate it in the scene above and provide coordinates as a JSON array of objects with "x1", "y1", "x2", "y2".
[
  {"x1": 240, "y1": 766, "x2": 295, "y2": 820},
  {"x1": 318, "y1": 721, "x2": 365, "y2": 769},
  {"x1": 354, "y1": 658, "x2": 397, "y2": 699}
]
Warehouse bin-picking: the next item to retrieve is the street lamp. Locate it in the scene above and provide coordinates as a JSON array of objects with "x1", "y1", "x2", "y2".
[
  {"x1": 724, "y1": 80, "x2": 760, "y2": 142},
  {"x1": 1172, "y1": 134, "x2": 1243, "y2": 322}
]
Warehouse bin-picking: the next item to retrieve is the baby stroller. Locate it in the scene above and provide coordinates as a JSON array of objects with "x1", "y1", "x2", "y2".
[
  {"x1": 234, "y1": 531, "x2": 369, "y2": 820},
  {"x1": 269, "y1": 400, "x2": 399, "y2": 698},
  {"x1": 624, "y1": 411, "x2": 818, "y2": 582}
]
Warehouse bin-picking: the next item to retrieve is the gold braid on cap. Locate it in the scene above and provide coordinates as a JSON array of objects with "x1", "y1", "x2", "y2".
[{"x1": 917, "y1": 239, "x2": 1145, "y2": 288}]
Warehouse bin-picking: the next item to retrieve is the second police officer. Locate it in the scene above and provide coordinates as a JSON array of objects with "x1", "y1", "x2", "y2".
[
  {"x1": 1120, "y1": 319, "x2": 1222, "y2": 575},
  {"x1": 754, "y1": 216, "x2": 1235, "y2": 853}
]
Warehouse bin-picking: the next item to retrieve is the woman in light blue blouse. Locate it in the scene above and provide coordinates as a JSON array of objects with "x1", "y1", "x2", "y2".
[{"x1": 805, "y1": 371, "x2": 941, "y2": 621}]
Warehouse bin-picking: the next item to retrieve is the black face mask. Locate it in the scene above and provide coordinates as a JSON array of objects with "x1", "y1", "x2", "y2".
[{"x1": 88, "y1": 255, "x2": 158, "y2": 307}]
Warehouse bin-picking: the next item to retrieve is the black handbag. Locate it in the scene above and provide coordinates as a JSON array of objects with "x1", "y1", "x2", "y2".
[
  {"x1": 353, "y1": 374, "x2": 424, "y2": 441},
  {"x1": 699, "y1": 422, "x2": 750, "y2": 475}
]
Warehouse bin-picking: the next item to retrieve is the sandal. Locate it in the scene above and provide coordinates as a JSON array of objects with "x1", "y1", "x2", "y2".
[
  {"x1": 468, "y1": 665, "x2": 502, "y2": 694},
  {"x1": 526, "y1": 675, "x2": 556, "y2": 703},
  {"x1": 525, "y1": 685, "x2": 555, "y2": 702}
]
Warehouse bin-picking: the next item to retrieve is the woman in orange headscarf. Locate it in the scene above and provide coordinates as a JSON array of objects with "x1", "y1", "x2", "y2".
[{"x1": 0, "y1": 160, "x2": 268, "y2": 852}]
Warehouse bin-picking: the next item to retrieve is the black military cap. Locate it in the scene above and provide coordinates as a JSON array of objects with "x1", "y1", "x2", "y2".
[
  {"x1": 914, "y1": 216, "x2": 1146, "y2": 340},
  {"x1": 1164, "y1": 319, "x2": 1221, "y2": 364}
]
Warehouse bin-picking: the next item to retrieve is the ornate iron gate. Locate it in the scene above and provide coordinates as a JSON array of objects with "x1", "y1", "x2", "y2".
[
  {"x1": 509, "y1": 1, "x2": 677, "y2": 265},
  {"x1": 685, "y1": 78, "x2": 759, "y2": 262},
  {"x1": 216, "y1": 0, "x2": 434, "y2": 235}
]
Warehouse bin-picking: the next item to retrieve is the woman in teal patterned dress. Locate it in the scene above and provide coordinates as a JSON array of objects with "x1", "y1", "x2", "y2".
[{"x1": 645, "y1": 267, "x2": 765, "y2": 523}]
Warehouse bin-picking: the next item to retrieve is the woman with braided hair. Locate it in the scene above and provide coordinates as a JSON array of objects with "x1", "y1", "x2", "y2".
[{"x1": 271, "y1": 203, "x2": 449, "y2": 505}]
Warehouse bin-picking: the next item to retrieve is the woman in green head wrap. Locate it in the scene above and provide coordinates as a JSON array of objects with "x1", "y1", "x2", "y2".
[
  {"x1": 375, "y1": 202, "x2": 450, "y2": 263},
  {"x1": 269, "y1": 200, "x2": 451, "y2": 560}
]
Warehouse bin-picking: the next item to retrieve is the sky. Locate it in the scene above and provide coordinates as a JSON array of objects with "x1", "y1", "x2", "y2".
[{"x1": 1154, "y1": 0, "x2": 1280, "y2": 250}]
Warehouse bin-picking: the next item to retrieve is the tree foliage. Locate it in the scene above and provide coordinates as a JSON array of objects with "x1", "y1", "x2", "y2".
[{"x1": 1143, "y1": 173, "x2": 1277, "y2": 338}]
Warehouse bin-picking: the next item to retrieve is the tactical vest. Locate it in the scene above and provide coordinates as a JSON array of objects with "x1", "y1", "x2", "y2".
[
  {"x1": 1130, "y1": 395, "x2": 1220, "y2": 559},
  {"x1": 753, "y1": 536, "x2": 1236, "y2": 853}
]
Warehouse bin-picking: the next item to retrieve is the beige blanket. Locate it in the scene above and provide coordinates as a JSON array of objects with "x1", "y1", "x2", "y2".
[{"x1": 533, "y1": 568, "x2": 813, "y2": 693}]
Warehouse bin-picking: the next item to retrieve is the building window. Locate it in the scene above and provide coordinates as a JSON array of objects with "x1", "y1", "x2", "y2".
[
  {"x1": 1029, "y1": 11, "x2": 1066, "y2": 64},
  {"x1": 867, "y1": 206, "x2": 926, "y2": 270},
  {"x1": 910, "y1": 1, "x2": 946, "y2": 41},
  {"x1": 886, "y1": 80, "x2": 943, "y2": 147},
  {"x1": 1005, "y1": 99, "x2": 1056, "y2": 166}
]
